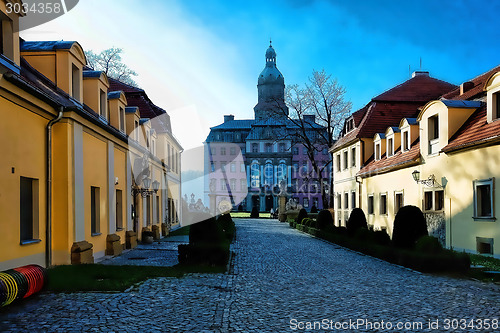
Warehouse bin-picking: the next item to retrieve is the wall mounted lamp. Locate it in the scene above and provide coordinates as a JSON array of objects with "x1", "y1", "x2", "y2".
[{"x1": 411, "y1": 170, "x2": 441, "y2": 187}]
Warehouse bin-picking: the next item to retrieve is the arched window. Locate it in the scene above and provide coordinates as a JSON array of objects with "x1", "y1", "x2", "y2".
[
  {"x1": 251, "y1": 163, "x2": 260, "y2": 188},
  {"x1": 264, "y1": 163, "x2": 273, "y2": 186},
  {"x1": 277, "y1": 163, "x2": 287, "y2": 183}
]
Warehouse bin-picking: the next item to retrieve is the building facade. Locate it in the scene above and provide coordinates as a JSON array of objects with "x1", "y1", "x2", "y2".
[
  {"x1": 0, "y1": 1, "x2": 182, "y2": 270},
  {"x1": 333, "y1": 66, "x2": 500, "y2": 258},
  {"x1": 205, "y1": 43, "x2": 331, "y2": 212}
]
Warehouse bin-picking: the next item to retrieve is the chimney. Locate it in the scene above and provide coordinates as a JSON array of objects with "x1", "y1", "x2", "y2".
[
  {"x1": 460, "y1": 81, "x2": 474, "y2": 95},
  {"x1": 412, "y1": 71, "x2": 429, "y2": 78},
  {"x1": 224, "y1": 115, "x2": 234, "y2": 122}
]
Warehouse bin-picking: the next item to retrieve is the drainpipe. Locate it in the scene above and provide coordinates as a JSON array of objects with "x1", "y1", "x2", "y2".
[{"x1": 46, "y1": 107, "x2": 64, "y2": 268}]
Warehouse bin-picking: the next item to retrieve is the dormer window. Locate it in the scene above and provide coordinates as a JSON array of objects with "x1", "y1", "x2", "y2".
[
  {"x1": 402, "y1": 130, "x2": 410, "y2": 151},
  {"x1": 71, "y1": 64, "x2": 81, "y2": 101},
  {"x1": 428, "y1": 115, "x2": 439, "y2": 155},
  {"x1": 345, "y1": 118, "x2": 355, "y2": 133},
  {"x1": 375, "y1": 143, "x2": 381, "y2": 160},
  {"x1": 495, "y1": 92, "x2": 500, "y2": 120},
  {"x1": 387, "y1": 138, "x2": 394, "y2": 157},
  {"x1": 119, "y1": 107, "x2": 125, "y2": 132},
  {"x1": 99, "y1": 89, "x2": 107, "y2": 120}
]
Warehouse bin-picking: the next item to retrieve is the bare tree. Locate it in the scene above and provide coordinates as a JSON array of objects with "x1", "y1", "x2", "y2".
[
  {"x1": 274, "y1": 69, "x2": 352, "y2": 208},
  {"x1": 85, "y1": 47, "x2": 139, "y2": 87}
]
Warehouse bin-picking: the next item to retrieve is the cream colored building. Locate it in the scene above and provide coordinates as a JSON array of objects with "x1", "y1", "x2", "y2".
[{"x1": 334, "y1": 66, "x2": 500, "y2": 258}]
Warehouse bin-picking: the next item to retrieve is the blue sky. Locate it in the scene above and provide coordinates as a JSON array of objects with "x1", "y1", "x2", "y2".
[{"x1": 21, "y1": 0, "x2": 499, "y2": 150}]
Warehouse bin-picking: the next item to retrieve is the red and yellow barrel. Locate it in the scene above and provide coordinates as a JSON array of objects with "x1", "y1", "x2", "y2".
[{"x1": 0, "y1": 264, "x2": 46, "y2": 307}]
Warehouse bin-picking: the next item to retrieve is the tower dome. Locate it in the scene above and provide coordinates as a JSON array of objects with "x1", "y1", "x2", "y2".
[{"x1": 254, "y1": 41, "x2": 288, "y2": 120}]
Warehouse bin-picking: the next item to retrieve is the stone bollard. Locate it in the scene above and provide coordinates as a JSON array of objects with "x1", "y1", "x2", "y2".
[
  {"x1": 151, "y1": 225, "x2": 161, "y2": 240},
  {"x1": 161, "y1": 223, "x2": 169, "y2": 236},
  {"x1": 125, "y1": 230, "x2": 137, "y2": 249},
  {"x1": 71, "y1": 241, "x2": 94, "y2": 264},
  {"x1": 105, "y1": 234, "x2": 122, "y2": 256}
]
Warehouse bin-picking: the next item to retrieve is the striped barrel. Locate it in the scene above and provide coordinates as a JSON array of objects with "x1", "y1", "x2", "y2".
[{"x1": 0, "y1": 264, "x2": 47, "y2": 307}]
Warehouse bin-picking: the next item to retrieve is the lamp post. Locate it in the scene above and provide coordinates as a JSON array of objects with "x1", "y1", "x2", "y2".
[{"x1": 132, "y1": 176, "x2": 160, "y2": 232}]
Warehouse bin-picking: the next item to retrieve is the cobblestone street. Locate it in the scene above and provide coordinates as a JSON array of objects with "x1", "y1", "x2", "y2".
[{"x1": 1, "y1": 218, "x2": 499, "y2": 332}]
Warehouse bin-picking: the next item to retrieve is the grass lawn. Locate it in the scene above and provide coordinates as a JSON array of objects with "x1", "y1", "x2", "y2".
[
  {"x1": 46, "y1": 263, "x2": 225, "y2": 292},
  {"x1": 467, "y1": 254, "x2": 500, "y2": 282},
  {"x1": 168, "y1": 225, "x2": 190, "y2": 236},
  {"x1": 231, "y1": 212, "x2": 271, "y2": 218}
]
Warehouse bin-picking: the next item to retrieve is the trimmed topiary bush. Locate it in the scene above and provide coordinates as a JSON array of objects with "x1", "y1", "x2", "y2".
[
  {"x1": 415, "y1": 235, "x2": 443, "y2": 254},
  {"x1": 297, "y1": 208, "x2": 308, "y2": 225},
  {"x1": 217, "y1": 213, "x2": 235, "y2": 241},
  {"x1": 346, "y1": 208, "x2": 368, "y2": 236},
  {"x1": 317, "y1": 209, "x2": 334, "y2": 231},
  {"x1": 373, "y1": 230, "x2": 391, "y2": 246},
  {"x1": 250, "y1": 207, "x2": 259, "y2": 218},
  {"x1": 392, "y1": 205, "x2": 428, "y2": 249}
]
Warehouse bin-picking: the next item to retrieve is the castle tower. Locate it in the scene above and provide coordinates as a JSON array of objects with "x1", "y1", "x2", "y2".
[{"x1": 254, "y1": 41, "x2": 288, "y2": 120}]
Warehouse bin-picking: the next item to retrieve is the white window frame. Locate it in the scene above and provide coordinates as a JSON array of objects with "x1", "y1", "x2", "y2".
[{"x1": 473, "y1": 178, "x2": 495, "y2": 220}]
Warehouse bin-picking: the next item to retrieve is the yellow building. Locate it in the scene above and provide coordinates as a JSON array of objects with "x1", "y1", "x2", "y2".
[
  {"x1": 0, "y1": 1, "x2": 182, "y2": 270},
  {"x1": 333, "y1": 66, "x2": 500, "y2": 258}
]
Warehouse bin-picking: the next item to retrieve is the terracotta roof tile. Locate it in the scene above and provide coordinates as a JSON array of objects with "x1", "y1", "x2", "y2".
[
  {"x1": 442, "y1": 65, "x2": 500, "y2": 101},
  {"x1": 332, "y1": 75, "x2": 456, "y2": 152},
  {"x1": 442, "y1": 105, "x2": 500, "y2": 153},
  {"x1": 358, "y1": 140, "x2": 420, "y2": 177}
]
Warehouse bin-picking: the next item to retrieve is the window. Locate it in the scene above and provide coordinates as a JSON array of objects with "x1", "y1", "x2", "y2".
[
  {"x1": 473, "y1": 178, "x2": 494, "y2": 219},
  {"x1": 375, "y1": 143, "x2": 381, "y2": 160},
  {"x1": 337, "y1": 194, "x2": 341, "y2": 209},
  {"x1": 230, "y1": 147, "x2": 236, "y2": 155},
  {"x1": 351, "y1": 191, "x2": 356, "y2": 209},
  {"x1": 240, "y1": 162, "x2": 245, "y2": 173},
  {"x1": 119, "y1": 107, "x2": 125, "y2": 132},
  {"x1": 116, "y1": 189, "x2": 123, "y2": 230},
  {"x1": 292, "y1": 147, "x2": 299, "y2": 155},
  {"x1": 156, "y1": 195, "x2": 160, "y2": 224},
  {"x1": 344, "y1": 192, "x2": 349, "y2": 209},
  {"x1": 264, "y1": 163, "x2": 273, "y2": 185},
  {"x1": 277, "y1": 163, "x2": 286, "y2": 183},
  {"x1": 395, "y1": 192, "x2": 403, "y2": 214},
  {"x1": 146, "y1": 195, "x2": 152, "y2": 226},
  {"x1": 303, "y1": 147, "x2": 307, "y2": 155},
  {"x1": 230, "y1": 179, "x2": 236, "y2": 191},
  {"x1": 216, "y1": 133, "x2": 222, "y2": 140},
  {"x1": 303, "y1": 198, "x2": 309, "y2": 208},
  {"x1": 252, "y1": 143, "x2": 259, "y2": 153},
  {"x1": 221, "y1": 147, "x2": 226, "y2": 155},
  {"x1": 388, "y1": 138, "x2": 393, "y2": 157},
  {"x1": 71, "y1": 64, "x2": 80, "y2": 101},
  {"x1": 221, "y1": 162, "x2": 226, "y2": 172},
  {"x1": 91, "y1": 186, "x2": 100, "y2": 235},
  {"x1": 428, "y1": 115, "x2": 439, "y2": 155},
  {"x1": 313, "y1": 197, "x2": 318, "y2": 208},
  {"x1": 20, "y1": 177, "x2": 39, "y2": 242},
  {"x1": 211, "y1": 162, "x2": 215, "y2": 172},
  {"x1": 99, "y1": 89, "x2": 107, "y2": 120},
  {"x1": 424, "y1": 190, "x2": 444, "y2": 211},
  {"x1": 495, "y1": 92, "x2": 500, "y2": 120},
  {"x1": 230, "y1": 162, "x2": 236, "y2": 172},
  {"x1": 241, "y1": 179, "x2": 247, "y2": 191},
  {"x1": 336, "y1": 154, "x2": 341, "y2": 172},
  {"x1": 351, "y1": 147, "x2": 356, "y2": 167},
  {"x1": 220, "y1": 179, "x2": 227, "y2": 191},
  {"x1": 135, "y1": 120, "x2": 139, "y2": 141},
  {"x1": 403, "y1": 131, "x2": 410, "y2": 151},
  {"x1": 251, "y1": 163, "x2": 260, "y2": 188},
  {"x1": 210, "y1": 147, "x2": 216, "y2": 155},
  {"x1": 343, "y1": 151, "x2": 348, "y2": 169},
  {"x1": 302, "y1": 161, "x2": 308, "y2": 173},
  {"x1": 151, "y1": 139, "x2": 156, "y2": 155},
  {"x1": 346, "y1": 118, "x2": 354, "y2": 132},
  {"x1": 265, "y1": 143, "x2": 273, "y2": 153},
  {"x1": 379, "y1": 193, "x2": 387, "y2": 215},
  {"x1": 293, "y1": 163, "x2": 299, "y2": 175},
  {"x1": 279, "y1": 143, "x2": 286, "y2": 152},
  {"x1": 476, "y1": 237, "x2": 494, "y2": 255},
  {"x1": 368, "y1": 195, "x2": 374, "y2": 214}
]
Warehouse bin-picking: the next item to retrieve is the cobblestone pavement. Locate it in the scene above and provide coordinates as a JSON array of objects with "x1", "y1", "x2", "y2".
[{"x1": 1, "y1": 219, "x2": 499, "y2": 332}]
